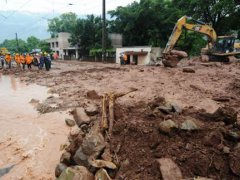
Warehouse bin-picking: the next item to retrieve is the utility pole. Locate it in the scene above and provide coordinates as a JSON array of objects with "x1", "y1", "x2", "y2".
[
  {"x1": 15, "y1": 33, "x2": 19, "y2": 52},
  {"x1": 102, "y1": 0, "x2": 106, "y2": 63}
]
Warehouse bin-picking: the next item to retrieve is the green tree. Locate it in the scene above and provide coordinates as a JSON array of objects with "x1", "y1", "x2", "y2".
[
  {"x1": 0, "y1": 39, "x2": 28, "y2": 53},
  {"x1": 26, "y1": 36, "x2": 40, "y2": 51},
  {"x1": 48, "y1": 12, "x2": 77, "y2": 37},
  {"x1": 69, "y1": 15, "x2": 111, "y2": 56},
  {"x1": 172, "y1": 0, "x2": 240, "y2": 35},
  {"x1": 39, "y1": 40, "x2": 51, "y2": 53}
]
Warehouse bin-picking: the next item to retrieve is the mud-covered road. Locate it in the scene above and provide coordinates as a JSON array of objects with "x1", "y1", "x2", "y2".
[{"x1": 0, "y1": 59, "x2": 240, "y2": 179}]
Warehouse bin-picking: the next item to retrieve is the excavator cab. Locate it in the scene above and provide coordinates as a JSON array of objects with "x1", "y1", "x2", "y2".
[{"x1": 213, "y1": 36, "x2": 236, "y2": 53}]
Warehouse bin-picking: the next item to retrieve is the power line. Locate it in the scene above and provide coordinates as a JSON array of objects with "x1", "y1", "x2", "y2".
[{"x1": 0, "y1": 0, "x2": 33, "y2": 24}]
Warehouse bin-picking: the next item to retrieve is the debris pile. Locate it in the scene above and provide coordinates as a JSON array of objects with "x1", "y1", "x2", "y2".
[{"x1": 57, "y1": 93, "x2": 240, "y2": 179}]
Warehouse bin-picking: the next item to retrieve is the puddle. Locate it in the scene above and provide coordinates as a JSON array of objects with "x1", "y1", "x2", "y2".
[{"x1": 0, "y1": 75, "x2": 70, "y2": 179}]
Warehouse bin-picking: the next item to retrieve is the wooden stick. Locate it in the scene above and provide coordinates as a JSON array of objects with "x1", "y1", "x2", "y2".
[
  {"x1": 108, "y1": 93, "x2": 115, "y2": 136},
  {"x1": 101, "y1": 94, "x2": 108, "y2": 131}
]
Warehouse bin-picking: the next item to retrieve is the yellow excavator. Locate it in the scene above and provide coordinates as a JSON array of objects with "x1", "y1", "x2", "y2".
[{"x1": 162, "y1": 16, "x2": 240, "y2": 67}]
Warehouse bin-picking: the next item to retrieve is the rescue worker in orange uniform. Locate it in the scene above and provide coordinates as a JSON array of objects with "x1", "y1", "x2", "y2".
[
  {"x1": 19, "y1": 53, "x2": 26, "y2": 70},
  {"x1": 123, "y1": 53, "x2": 128, "y2": 65},
  {"x1": 5, "y1": 53, "x2": 12, "y2": 69},
  {"x1": 14, "y1": 53, "x2": 21, "y2": 67},
  {"x1": 25, "y1": 54, "x2": 33, "y2": 70}
]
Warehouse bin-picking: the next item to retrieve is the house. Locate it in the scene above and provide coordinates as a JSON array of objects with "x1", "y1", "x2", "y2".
[
  {"x1": 116, "y1": 46, "x2": 162, "y2": 65},
  {"x1": 46, "y1": 32, "x2": 79, "y2": 60}
]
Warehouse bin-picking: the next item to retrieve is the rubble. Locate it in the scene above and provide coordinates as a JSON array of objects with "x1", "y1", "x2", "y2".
[{"x1": 3, "y1": 60, "x2": 240, "y2": 179}]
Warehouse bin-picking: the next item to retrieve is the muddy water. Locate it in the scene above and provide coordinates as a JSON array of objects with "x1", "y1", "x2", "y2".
[{"x1": 0, "y1": 75, "x2": 69, "y2": 179}]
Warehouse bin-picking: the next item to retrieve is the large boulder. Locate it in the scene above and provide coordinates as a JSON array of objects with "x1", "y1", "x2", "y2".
[
  {"x1": 73, "y1": 107, "x2": 92, "y2": 127},
  {"x1": 73, "y1": 131, "x2": 105, "y2": 167}
]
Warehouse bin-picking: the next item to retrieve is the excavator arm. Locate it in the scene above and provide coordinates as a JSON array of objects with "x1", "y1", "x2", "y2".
[{"x1": 163, "y1": 16, "x2": 217, "y2": 55}]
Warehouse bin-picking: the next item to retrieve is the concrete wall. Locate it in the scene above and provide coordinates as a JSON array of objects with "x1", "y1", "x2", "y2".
[
  {"x1": 116, "y1": 46, "x2": 162, "y2": 65},
  {"x1": 46, "y1": 32, "x2": 78, "y2": 59}
]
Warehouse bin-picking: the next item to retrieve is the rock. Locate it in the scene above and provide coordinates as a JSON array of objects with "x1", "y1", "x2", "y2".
[
  {"x1": 223, "y1": 146, "x2": 230, "y2": 154},
  {"x1": 85, "y1": 104, "x2": 99, "y2": 116},
  {"x1": 66, "y1": 134, "x2": 83, "y2": 155},
  {"x1": 203, "y1": 106, "x2": 237, "y2": 125},
  {"x1": 86, "y1": 90, "x2": 100, "y2": 100},
  {"x1": 65, "y1": 118, "x2": 76, "y2": 127},
  {"x1": 182, "y1": 67, "x2": 195, "y2": 73},
  {"x1": 55, "y1": 163, "x2": 67, "y2": 178},
  {"x1": 159, "y1": 120, "x2": 178, "y2": 134},
  {"x1": 180, "y1": 119, "x2": 199, "y2": 131},
  {"x1": 214, "y1": 106, "x2": 237, "y2": 125},
  {"x1": 81, "y1": 131, "x2": 105, "y2": 156},
  {"x1": 58, "y1": 166, "x2": 94, "y2": 180},
  {"x1": 60, "y1": 151, "x2": 71, "y2": 165},
  {"x1": 0, "y1": 165, "x2": 14, "y2": 178},
  {"x1": 73, "y1": 147, "x2": 89, "y2": 167},
  {"x1": 95, "y1": 168, "x2": 112, "y2": 180},
  {"x1": 229, "y1": 148, "x2": 240, "y2": 176},
  {"x1": 88, "y1": 158, "x2": 117, "y2": 169},
  {"x1": 171, "y1": 103, "x2": 182, "y2": 113},
  {"x1": 73, "y1": 131, "x2": 105, "y2": 167},
  {"x1": 156, "y1": 158, "x2": 183, "y2": 180},
  {"x1": 73, "y1": 107, "x2": 91, "y2": 126},
  {"x1": 158, "y1": 103, "x2": 173, "y2": 114}
]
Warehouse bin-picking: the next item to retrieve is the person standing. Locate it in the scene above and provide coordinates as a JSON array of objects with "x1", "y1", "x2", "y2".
[
  {"x1": 14, "y1": 53, "x2": 21, "y2": 68},
  {"x1": 20, "y1": 53, "x2": 26, "y2": 70},
  {"x1": 25, "y1": 54, "x2": 33, "y2": 70},
  {"x1": 44, "y1": 52, "x2": 50, "y2": 71},
  {"x1": 39, "y1": 52, "x2": 44, "y2": 70},
  {"x1": 5, "y1": 53, "x2": 12, "y2": 69},
  {"x1": 0, "y1": 53, "x2": 4, "y2": 68}
]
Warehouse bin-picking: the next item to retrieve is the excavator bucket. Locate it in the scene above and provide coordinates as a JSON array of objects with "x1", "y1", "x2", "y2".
[{"x1": 162, "y1": 50, "x2": 188, "y2": 67}]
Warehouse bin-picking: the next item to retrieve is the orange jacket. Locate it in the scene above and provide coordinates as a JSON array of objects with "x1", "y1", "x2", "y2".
[
  {"x1": 5, "y1": 54, "x2": 12, "y2": 62},
  {"x1": 20, "y1": 55, "x2": 25, "y2": 64},
  {"x1": 25, "y1": 55, "x2": 33, "y2": 64},
  {"x1": 15, "y1": 55, "x2": 20, "y2": 63}
]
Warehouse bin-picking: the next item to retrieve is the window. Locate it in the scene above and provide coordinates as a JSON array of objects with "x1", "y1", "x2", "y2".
[
  {"x1": 56, "y1": 42, "x2": 59, "y2": 48},
  {"x1": 52, "y1": 42, "x2": 54, "y2": 48}
]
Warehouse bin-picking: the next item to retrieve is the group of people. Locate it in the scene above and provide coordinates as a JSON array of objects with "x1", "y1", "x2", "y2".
[{"x1": 0, "y1": 52, "x2": 52, "y2": 71}]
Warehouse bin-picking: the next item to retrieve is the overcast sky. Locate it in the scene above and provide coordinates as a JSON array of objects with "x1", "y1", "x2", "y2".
[
  {"x1": 0, "y1": 0, "x2": 139, "y2": 15},
  {"x1": 0, "y1": 0, "x2": 139, "y2": 42}
]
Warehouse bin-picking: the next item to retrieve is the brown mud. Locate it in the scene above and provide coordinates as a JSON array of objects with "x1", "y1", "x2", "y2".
[{"x1": 1, "y1": 59, "x2": 240, "y2": 179}]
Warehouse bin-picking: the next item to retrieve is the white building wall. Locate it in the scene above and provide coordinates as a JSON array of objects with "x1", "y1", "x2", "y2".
[{"x1": 116, "y1": 46, "x2": 152, "y2": 65}]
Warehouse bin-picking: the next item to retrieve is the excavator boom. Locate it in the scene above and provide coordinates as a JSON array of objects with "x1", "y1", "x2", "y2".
[{"x1": 163, "y1": 16, "x2": 217, "y2": 55}]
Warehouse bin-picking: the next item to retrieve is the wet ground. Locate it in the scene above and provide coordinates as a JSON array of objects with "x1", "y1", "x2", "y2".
[
  {"x1": 0, "y1": 75, "x2": 69, "y2": 179},
  {"x1": 0, "y1": 60, "x2": 240, "y2": 179}
]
